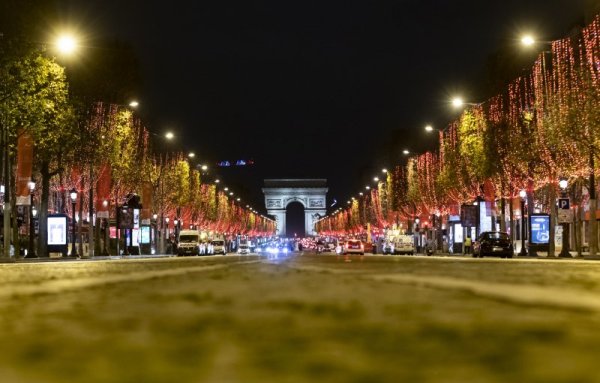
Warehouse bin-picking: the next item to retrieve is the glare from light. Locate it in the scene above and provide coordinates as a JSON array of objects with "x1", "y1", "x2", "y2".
[
  {"x1": 215, "y1": 179, "x2": 220, "y2": 183},
  {"x1": 382, "y1": 168, "x2": 388, "y2": 173},
  {"x1": 56, "y1": 35, "x2": 77, "y2": 54},
  {"x1": 165, "y1": 132, "x2": 174, "y2": 140},
  {"x1": 374, "y1": 177, "x2": 379, "y2": 182},
  {"x1": 201, "y1": 165, "x2": 208, "y2": 171},
  {"x1": 425, "y1": 125, "x2": 434, "y2": 132},
  {"x1": 129, "y1": 100, "x2": 139, "y2": 108},
  {"x1": 403, "y1": 149, "x2": 410, "y2": 155},
  {"x1": 452, "y1": 97, "x2": 464, "y2": 108},
  {"x1": 521, "y1": 35, "x2": 535, "y2": 46},
  {"x1": 559, "y1": 179, "x2": 568, "y2": 189},
  {"x1": 519, "y1": 189, "x2": 527, "y2": 199},
  {"x1": 188, "y1": 152, "x2": 195, "y2": 158}
]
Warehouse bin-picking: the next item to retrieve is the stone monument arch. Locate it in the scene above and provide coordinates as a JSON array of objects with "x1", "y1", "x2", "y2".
[{"x1": 262, "y1": 179, "x2": 328, "y2": 237}]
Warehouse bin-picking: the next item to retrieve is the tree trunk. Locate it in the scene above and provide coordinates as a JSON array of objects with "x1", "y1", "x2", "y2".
[
  {"x1": 88, "y1": 166, "x2": 95, "y2": 257},
  {"x1": 78, "y1": 176, "x2": 84, "y2": 256},
  {"x1": 548, "y1": 183, "x2": 556, "y2": 257},
  {"x1": 590, "y1": 150, "x2": 598, "y2": 257},
  {"x1": 2, "y1": 125, "x2": 10, "y2": 259},
  {"x1": 39, "y1": 160, "x2": 51, "y2": 257}
]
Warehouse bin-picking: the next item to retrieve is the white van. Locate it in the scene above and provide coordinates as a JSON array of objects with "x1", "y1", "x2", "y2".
[{"x1": 177, "y1": 230, "x2": 201, "y2": 256}]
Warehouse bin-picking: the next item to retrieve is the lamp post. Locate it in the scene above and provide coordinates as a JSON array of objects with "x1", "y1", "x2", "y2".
[
  {"x1": 165, "y1": 217, "x2": 170, "y2": 254},
  {"x1": 153, "y1": 213, "x2": 158, "y2": 254},
  {"x1": 519, "y1": 189, "x2": 527, "y2": 256},
  {"x1": 102, "y1": 200, "x2": 109, "y2": 255},
  {"x1": 69, "y1": 188, "x2": 78, "y2": 257},
  {"x1": 27, "y1": 181, "x2": 36, "y2": 258},
  {"x1": 558, "y1": 179, "x2": 571, "y2": 258},
  {"x1": 174, "y1": 219, "x2": 179, "y2": 254}
]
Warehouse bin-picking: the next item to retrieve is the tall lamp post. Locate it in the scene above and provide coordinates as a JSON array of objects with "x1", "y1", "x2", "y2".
[
  {"x1": 27, "y1": 181, "x2": 36, "y2": 258},
  {"x1": 558, "y1": 179, "x2": 571, "y2": 258},
  {"x1": 69, "y1": 188, "x2": 78, "y2": 257},
  {"x1": 519, "y1": 189, "x2": 527, "y2": 256},
  {"x1": 102, "y1": 199, "x2": 109, "y2": 255},
  {"x1": 165, "y1": 217, "x2": 170, "y2": 254}
]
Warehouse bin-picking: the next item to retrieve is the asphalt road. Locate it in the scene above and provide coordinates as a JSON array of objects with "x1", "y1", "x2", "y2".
[{"x1": 1, "y1": 252, "x2": 600, "y2": 383}]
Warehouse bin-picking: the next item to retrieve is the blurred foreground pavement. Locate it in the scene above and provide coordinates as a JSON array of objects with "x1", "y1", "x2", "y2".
[{"x1": 1, "y1": 253, "x2": 600, "y2": 383}]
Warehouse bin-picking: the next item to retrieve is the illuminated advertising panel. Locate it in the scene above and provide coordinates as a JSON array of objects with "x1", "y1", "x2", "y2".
[
  {"x1": 530, "y1": 214, "x2": 550, "y2": 245},
  {"x1": 48, "y1": 216, "x2": 67, "y2": 245},
  {"x1": 141, "y1": 226, "x2": 150, "y2": 244}
]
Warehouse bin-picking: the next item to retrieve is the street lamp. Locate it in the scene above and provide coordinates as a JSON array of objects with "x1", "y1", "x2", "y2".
[
  {"x1": 558, "y1": 179, "x2": 571, "y2": 258},
  {"x1": 519, "y1": 189, "x2": 527, "y2": 256},
  {"x1": 425, "y1": 125, "x2": 434, "y2": 132},
  {"x1": 451, "y1": 96, "x2": 480, "y2": 109},
  {"x1": 403, "y1": 149, "x2": 410, "y2": 155},
  {"x1": 56, "y1": 34, "x2": 77, "y2": 55},
  {"x1": 101, "y1": 200, "x2": 109, "y2": 256},
  {"x1": 69, "y1": 188, "x2": 78, "y2": 257},
  {"x1": 27, "y1": 181, "x2": 36, "y2": 258}
]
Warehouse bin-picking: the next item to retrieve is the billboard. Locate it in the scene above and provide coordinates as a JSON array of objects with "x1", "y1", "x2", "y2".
[
  {"x1": 48, "y1": 216, "x2": 67, "y2": 245},
  {"x1": 141, "y1": 226, "x2": 150, "y2": 244},
  {"x1": 530, "y1": 214, "x2": 550, "y2": 245}
]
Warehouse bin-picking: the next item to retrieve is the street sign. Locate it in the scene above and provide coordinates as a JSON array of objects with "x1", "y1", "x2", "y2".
[
  {"x1": 558, "y1": 209, "x2": 573, "y2": 223},
  {"x1": 558, "y1": 198, "x2": 570, "y2": 210}
]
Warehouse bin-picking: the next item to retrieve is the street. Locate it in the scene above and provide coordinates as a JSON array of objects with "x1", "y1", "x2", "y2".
[
  {"x1": 0, "y1": 253, "x2": 600, "y2": 383},
  {"x1": 1, "y1": 253, "x2": 600, "y2": 382}
]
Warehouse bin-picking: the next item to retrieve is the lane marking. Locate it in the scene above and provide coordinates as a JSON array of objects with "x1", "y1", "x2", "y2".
[
  {"x1": 0, "y1": 260, "x2": 262, "y2": 301},
  {"x1": 288, "y1": 264, "x2": 600, "y2": 312}
]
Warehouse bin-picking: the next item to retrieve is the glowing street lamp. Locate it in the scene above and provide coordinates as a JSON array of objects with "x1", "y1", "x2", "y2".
[
  {"x1": 521, "y1": 35, "x2": 535, "y2": 46},
  {"x1": 382, "y1": 168, "x2": 388, "y2": 173},
  {"x1": 69, "y1": 188, "x2": 78, "y2": 257},
  {"x1": 27, "y1": 181, "x2": 36, "y2": 258},
  {"x1": 201, "y1": 165, "x2": 208, "y2": 171},
  {"x1": 56, "y1": 34, "x2": 77, "y2": 55},
  {"x1": 425, "y1": 125, "x2": 434, "y2": 132},
  {"x1": 373, "y1": 177, "x2": 379, "y2": 182},
  {"x1": 129, "y1": 100, "x2": 139, "y2": 108},
  {"x1": 452, "y1": 97, "x2": 464, "y2": 108},
  {"x1": 519, "y1": 189, "x2": 527, "y2": 257},
  {"x1": 188, "y1": 152, "x2": 195, "y2": 158},
  {"x1": 165, "y1": 132, "x2": 174, "y2": 140},
  {"x1": 403, "y1": 149, "x2": 410, "y2": 155}
]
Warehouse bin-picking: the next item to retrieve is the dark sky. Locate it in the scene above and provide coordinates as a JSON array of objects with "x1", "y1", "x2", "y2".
[{"x1": 58, "y1": 0, "x2": 586, "y2": 212}]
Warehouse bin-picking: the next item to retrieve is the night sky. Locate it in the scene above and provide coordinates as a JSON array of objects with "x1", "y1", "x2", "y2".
[{"x1": 58, "y1": 0, "x2": 586, "y2": 213}]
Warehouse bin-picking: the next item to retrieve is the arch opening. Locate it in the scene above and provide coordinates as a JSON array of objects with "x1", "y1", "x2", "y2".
[{"x1": 285, "y1": 201, "x2": 305, "y2": 238}]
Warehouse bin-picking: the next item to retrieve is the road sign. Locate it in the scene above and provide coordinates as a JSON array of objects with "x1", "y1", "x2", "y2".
[
  {"x1": 558, "y1": 198, "x2": 570, "y2": 210},
  {"x1": 558, "y1": 209, "x2": 573, "y2": 223}
]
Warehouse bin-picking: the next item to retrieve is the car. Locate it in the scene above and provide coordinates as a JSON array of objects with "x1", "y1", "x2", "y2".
[
  {"x1": 473, "y1": 231, "x2": 513, "y2": 258},
  {"x1": 211, "y1": 240, "x2": 227, "y2": 255},
  {"x1": 344, "y1": 239, "x2": 364, "y2": 255},
  {"x1": 237, "y1": 244, "x2": 250, "y2": 254}
]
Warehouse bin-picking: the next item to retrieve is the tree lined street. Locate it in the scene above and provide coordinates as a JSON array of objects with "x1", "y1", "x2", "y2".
[{"x1": 1, "y1": 253, "x2": 600, "y2": 382}]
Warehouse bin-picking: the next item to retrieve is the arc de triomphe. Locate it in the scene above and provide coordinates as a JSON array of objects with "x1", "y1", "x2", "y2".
[{"x1": 262, "y1": 179, "x2": 328, "y2": 237}]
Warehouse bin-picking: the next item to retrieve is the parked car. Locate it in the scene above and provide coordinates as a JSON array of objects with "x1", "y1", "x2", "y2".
[
  {"x1": 344, "y1": 239, "x2": 364, "y2": 255},
  {"x1": 473, "y1": 231, "x2": 513, "y2": 258}
]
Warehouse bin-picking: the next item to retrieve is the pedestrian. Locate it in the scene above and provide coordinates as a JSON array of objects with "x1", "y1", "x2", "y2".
[{"x1": 464, "y1": 235, "x2": 472, "y2": 254}]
